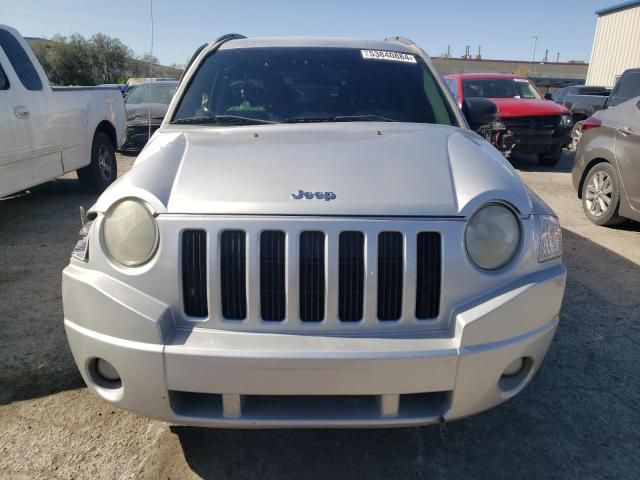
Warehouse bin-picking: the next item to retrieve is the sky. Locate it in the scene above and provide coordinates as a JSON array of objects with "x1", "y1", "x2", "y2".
[{"x1": 0, "y1": 0, "x2": 619, "y2": 66}]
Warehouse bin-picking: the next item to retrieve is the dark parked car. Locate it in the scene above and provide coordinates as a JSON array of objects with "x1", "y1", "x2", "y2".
[
  {"x1": 563, "y1": 69, "x2": 640, "y2": 148},
  {"x1": 120, "y1": 81, "x2": 178, "y2": 154},
  {"x1": 552, "y1": 85, "x2": 611, "y2": 105},
  {"x1": 552, "y1": 85, "x2": 611, "y2": 149},
  {"x1": 572, "y1": 96, "x2": 640, "y2": 226}
]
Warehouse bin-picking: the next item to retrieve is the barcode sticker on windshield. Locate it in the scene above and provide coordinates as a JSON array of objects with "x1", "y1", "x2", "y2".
[{"x1": 361, "y1": 50, "x2": 417, "y2": 63}]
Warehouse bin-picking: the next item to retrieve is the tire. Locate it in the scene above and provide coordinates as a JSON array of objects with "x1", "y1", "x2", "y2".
[
  {"x1": 569, "y1": 121, "x2": 584, "y2": 150},
  {"x1": 581, "y1": 162, "x2": 625, "y2": 226},
  {"x1": 538, "y1": 144, "x2": 562, "y2": 166},
  {"x1": 77, "y1": 131, "x2": 117, "y2": 193}
]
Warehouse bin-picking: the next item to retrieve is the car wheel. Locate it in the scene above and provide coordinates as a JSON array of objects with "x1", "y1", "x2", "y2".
[
  {"x1": 77, "y1": 131, "x2": 118, "y2": 193},
  {"x1": 569, "y1": 121, "x2": 584, "y2": 150},
  {"x1": 581, "y1": 162, "x2": 625, "y2": 226},
  {"x1": 538, "y1": 145, "x2": 562, "y2": 166}
]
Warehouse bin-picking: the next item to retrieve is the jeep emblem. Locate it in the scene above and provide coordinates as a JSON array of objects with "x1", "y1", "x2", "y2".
[{"x1": 291, "y1": 190, "x2": 336, "y2": 201}]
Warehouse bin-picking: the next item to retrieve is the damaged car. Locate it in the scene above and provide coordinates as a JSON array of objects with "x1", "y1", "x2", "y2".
[
  {"x1": 63, "y1": 35, "x2": 566, "y2": 428},
  {"x1": 446, "y1": 73, "x2": 572, "y2": 166}
]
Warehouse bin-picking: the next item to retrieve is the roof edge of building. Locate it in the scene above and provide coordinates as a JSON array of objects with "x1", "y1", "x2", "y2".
[{"x1": 596, "y1": 0, "x2": 640, "y2": 16}]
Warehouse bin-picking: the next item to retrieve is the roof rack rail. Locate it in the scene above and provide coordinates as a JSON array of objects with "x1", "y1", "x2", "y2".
[
  {"x1": 213, "y1": 33, "x2": 247, "y2": 44},
  {"x1": 179, "y1": 33, "x2": 246, "y2": 83},
  {"x1": 180, "y1": 43, "x2": 207, "y2": 82},
  {"x1": 384, "y1": 36, "x2": 418, "y2": 47}
]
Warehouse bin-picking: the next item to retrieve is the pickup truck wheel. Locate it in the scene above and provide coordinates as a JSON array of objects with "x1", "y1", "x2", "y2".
[
  {"x1": 77, "y1": 132, "x2": 117, "y2": 193},
  {"x1": 537, "y1": 145, "x2": 562, "y2": 167},
  {"x1": 581, "y1": 162, "x2": 625, "y2": 226},
  {"x1": 569, "y1": 121, "x2": 584, "y2": 150}
]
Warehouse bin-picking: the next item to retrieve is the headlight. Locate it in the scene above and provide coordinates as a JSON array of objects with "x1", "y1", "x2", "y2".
[
  {"x1": 71, "y1": 207, "x2": 92, "y2": 262},
  {"x1": 539, "y1": 215, "x2": 562, "y2": 262},
  {"x1": 491, "y1": 119, "x2": 506, "y2": 130},
  {"x1": 465, "y1": 203, "x2": 521, "y2": 270},
  {"x1": 560, "y1": 114, "x2": 572, "y2": 127},
  {"x1": 102, "y1": 198, "x2": 159, "y2": 267}
]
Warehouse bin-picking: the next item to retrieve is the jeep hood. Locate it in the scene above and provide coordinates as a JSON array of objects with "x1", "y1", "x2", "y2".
[
  {"x1": 490, "y1": 98, "x2": 569, "y2": 117},
  {"x1": 93, "y1": 123, "x2": 532, "y2": 217}
]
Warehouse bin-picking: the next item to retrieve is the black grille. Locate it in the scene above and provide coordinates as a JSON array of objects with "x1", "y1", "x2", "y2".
[
  {"x1": 220, "y1": 230, "x2": 247, "y2": 320},
  {"x1": 377, "y1": 232, "x2": 403, "y2": 321},
  {"x1": 260, "y1": 231, "x2": 286, "y2": 321},
  {"x1": 182, "y1": 230, "x2": 208, "y2": 317},
  {"x1": 299, "y1": 232, "x2": 325, "y2": 322},
  {"x1": 338, "y1": 231, "x2": 365, "y2": 322},
  {"x1": 415, "y1": 232, "x2": 441, "y2": 319},
  {"x1": 503, "y1": 115, "x2": 560, "y2": 133}
]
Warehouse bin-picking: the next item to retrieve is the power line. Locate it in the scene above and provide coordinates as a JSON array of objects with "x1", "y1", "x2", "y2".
[{"x1": 148, "y1": 0, "x2": 154, "y2": 140}]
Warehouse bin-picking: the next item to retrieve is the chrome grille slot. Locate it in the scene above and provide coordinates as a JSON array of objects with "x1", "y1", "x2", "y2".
[
  {"x1": 220, "y1": 230, "x2": 247, "y2": 320},
  {"x1": 338, "y1": 231, "x2": 365, "y2": 322},
  {"x1": 180, "y1": 221, "x2": 444, "y2": 330},
  {"x1": 377, "y1": 232, "x2": 403, "y2": 321},
  {"x1": 182, "y1": 230, "x2": 208, "y2": 318},
  {"x1": 415, "y1": 232, "x2": 441, "y2": 319},
  {"x1": 299, "y1": 231, "x2": 325, "y2": 322},
  {"x1": 260, "y1": 231, "x2": 286, "y2": 321}
]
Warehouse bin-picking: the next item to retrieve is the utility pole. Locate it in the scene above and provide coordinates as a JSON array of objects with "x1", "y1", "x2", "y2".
[
  {"x1": 477, "y1": 46, "x2": 482, "y2": 59},
  {"x1": 532, "y1": 35, "x2": 541, "y2": 61},
  {"x1": 543, "y1": 49, "x2": 548, "y2": 62},
  {"x1": 447, "y1": 45, "x2": 451, "y2": 58},
  {"x1": 556, "y1": 52, "x2": 560, "y2": 63}
]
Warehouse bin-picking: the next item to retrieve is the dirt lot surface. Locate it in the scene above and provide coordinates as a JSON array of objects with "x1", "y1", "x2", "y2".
[{"x1": 1, "y1": 151, "x2": 639, "y2": 479}]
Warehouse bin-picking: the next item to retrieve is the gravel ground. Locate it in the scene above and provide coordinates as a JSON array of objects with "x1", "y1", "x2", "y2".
[{"x1": 0, "y1": 151, "x2": 639, "y2": 479}]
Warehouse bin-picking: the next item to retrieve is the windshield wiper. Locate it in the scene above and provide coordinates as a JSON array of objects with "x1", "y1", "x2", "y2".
[
  {"x1": 283, "y1": 114, "x2": 398, "y2": 123},
  {"x1": 171, "y1": 115, "x2": 275, "y2": 125},
  {"x1": 334, "y1": 115, "x2": 398, "y2": 122}
]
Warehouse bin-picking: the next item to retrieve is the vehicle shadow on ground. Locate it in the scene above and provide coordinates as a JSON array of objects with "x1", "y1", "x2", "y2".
[
  {"x1": 512, "y1": 150, "x2": 574, "y2": 173},
  {"x1": 610, "y1": 220, "x2": 640, "y2": 232},
  {"x1": 170, "y1": 229, "x2": 640, "y2": 479}
]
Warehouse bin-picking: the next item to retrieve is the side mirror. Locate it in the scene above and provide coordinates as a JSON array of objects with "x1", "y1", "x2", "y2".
[
  {"x1": 544, "y1": 93, "x2": 553, "y2": 100},
  {"x1": 462, "y1": 97, "x2": 498, "y2": 129}
]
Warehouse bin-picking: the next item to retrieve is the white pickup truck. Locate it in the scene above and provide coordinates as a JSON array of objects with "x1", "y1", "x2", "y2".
[{"x1": 0, "y1": 25, "x2": 126, "y2": 197}]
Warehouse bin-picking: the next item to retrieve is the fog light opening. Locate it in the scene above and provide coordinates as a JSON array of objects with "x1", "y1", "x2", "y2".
[
  {"x1": 502, "y1": 358, "x2": 525, "y2": 377},
  {"x1": 498, "y1": 357, "x2": 533, "y2": 393},
  {"x1": 90, "y1": 358, "x2": 122, "y2": 389}
]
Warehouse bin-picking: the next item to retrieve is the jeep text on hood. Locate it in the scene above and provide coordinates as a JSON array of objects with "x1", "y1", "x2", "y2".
[
  {"x1": 93, "y1": 123, "x2": 531, "y2": 217},
  {"x1": 63, "y1": 36, "x2": 566, "y2": 429}
]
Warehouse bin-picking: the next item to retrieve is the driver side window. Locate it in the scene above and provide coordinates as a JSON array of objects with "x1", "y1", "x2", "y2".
[{"x1": 0, "y1": 63, "x2": 8, "y2": 90}]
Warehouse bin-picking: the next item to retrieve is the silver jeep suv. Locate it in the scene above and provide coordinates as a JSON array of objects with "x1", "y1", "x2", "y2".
[{"x1": 63, "y1": 35, "x2": 566, "y2": 428}]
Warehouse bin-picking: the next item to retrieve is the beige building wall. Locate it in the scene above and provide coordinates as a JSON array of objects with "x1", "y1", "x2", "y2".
[
  {"x1": 434, "y1": 58, "x2": 588, "y2": 80},
  {"x1": 586, "y1": 5, "x2": 640, "y2": 87}
]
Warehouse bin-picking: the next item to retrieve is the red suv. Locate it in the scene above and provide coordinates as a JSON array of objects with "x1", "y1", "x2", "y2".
[{"x1": 445, "y1": 73, "x2": 572, "y2": 166}]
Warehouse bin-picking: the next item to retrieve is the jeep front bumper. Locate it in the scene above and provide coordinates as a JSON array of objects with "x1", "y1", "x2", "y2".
[{"x1": 63, "y1": 264, "x2": 565, "y2": 428}]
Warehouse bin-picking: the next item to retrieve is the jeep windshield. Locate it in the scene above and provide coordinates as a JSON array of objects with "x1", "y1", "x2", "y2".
[
  {"x1": 172, "y1": 47, "x2": 457, "y2": 126},
  {"x1": 462, "y1": 78, "x2": 542, "y2": 100}
]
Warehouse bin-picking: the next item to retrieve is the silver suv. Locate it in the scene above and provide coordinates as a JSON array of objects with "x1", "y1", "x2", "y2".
[{"x1": 63, "y1": 35, "x2": 566, "y2": 428}]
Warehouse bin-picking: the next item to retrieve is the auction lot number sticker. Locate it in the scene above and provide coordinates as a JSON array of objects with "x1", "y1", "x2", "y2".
[{"x1": 361, "y1": 50, "x2": 417, "y2": 63}]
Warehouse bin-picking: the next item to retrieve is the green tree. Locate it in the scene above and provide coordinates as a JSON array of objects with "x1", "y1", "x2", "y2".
[
  {"x1": 91, "y1": 33, "x2": 132, "y2": 84},
  {"x1": 28, "y1": 32, "x2": 182, "y2": 86},
  {"x1": 49, "y1": 34, "x2": 95, "y2": 85},
  {"x1": 29, "y1": 41, "x2": 54, "y2": 81}
]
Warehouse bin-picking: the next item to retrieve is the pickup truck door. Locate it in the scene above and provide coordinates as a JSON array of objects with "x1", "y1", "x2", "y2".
[
  {"x1": 0, "y1": 27, "x2": 62, "y2": 194},
  {"x1": 614, "y1": 99, "x2": 640, "y2": 212},
  {"x1": 607, "y1": 71, "x2": 640, "y2": 108},
  {"x1": 0, "y1": 60, "x2": 18, "y2": 176}
]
